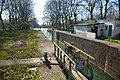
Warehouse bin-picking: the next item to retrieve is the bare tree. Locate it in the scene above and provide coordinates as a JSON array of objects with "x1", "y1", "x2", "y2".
[
  {"x1": 80, "y1": 0, "x2": 99, "y2": 20},
  {"x1": 4, "y1": 0, "x2": 34, "y2": 29},
  {"x1": 104, "y1": 0, "x2": 109, "y2": 19},
  {"x1": 0, "y1": 0, "x2": 5, "y2": 30}
]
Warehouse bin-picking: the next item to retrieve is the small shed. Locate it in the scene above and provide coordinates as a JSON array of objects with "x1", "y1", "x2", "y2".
[
  {"x1": 74, "y1": 20, "x2": 120, "y2": 38},
  {"x1": 98, "y1": 19, "x2": 120, "y2": 38}
]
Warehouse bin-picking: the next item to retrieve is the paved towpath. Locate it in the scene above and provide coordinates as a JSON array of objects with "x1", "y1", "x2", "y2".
[{"x1": 0, "y1": 57, "x2": 57, "y2": 67}]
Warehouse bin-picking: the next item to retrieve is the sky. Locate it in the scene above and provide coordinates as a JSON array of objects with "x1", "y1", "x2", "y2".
[{"x1": 33, "y1": 0, "x2": 48, "y2": 25}]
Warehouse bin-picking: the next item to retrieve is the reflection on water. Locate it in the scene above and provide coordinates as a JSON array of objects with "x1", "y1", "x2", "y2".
[{"x1": 40, "y1": 28, "x2": 52, "y2": 41}]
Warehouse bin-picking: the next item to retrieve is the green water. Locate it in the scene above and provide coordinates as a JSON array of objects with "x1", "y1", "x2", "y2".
[{"x1": 83, "y1": 64, "x2": 114, "y2": 80}]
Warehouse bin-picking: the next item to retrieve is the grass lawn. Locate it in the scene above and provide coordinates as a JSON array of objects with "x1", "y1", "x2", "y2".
[
  {"x1": 0, "y1": 29, "x2": 39, "y2": 60},
  {"x1": 104, "y1": 38, "x2": 120, "y2": 44},
  {"x1": 0, "y1": 64, "x2": 41, "y2": 80}
]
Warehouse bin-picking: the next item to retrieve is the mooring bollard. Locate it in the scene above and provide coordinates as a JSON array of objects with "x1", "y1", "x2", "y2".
[{"x1": 43, "y1": 51, "x2": 48, "y2": 61}]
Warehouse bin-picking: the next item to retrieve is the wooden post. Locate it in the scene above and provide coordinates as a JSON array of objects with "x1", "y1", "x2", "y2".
[
  {"x1": 64, "y1": 42, "x2": 67, "y2": 52},
  {"x1": 56, "y1": 32, "x2": 59, "y2": 41},
  {"x1": 54, "y1": 45, "x2": 56, "y2": 57},
  {"x1": 63, "y1": 54, "x2": 65, "y2": 68},
  {"x1": 69, "y1": 60, "x2": 72, "y2": 80},
  {"x1": 52, "y1": 29, "x2": 54, "y2": 41},
  {"x1": 75, "y1": 50, "x2": 80, "y2": 63},
  {"x1": 60, "y1": 51, "x2": 62, "y2": 60},
  {"x1": 57, "y1": 48, "x2": 60, "y2": 59}
]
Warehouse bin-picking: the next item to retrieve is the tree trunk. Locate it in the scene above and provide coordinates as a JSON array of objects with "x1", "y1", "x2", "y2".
[
  {"x1": 90, "y1": 11, "x2": 93, "y2": 20},
  {"x1": 104, "y1": 0, "x2": 109, "y2": 19},
  {"x1": 0, "y1": 14, "x2": 5, "y2": 30},
  {"x1": 118, "y1": 0, "x2": 120, "y2": 17},
  {"x1": 69, "y1": 17, "x2": 72, "y2": 27},
  {"x1": 61, "y1": 15, "x2": 65, "y2": 29},
  {"x1": 0, "y1": 0, "x2": 5, "y2": 30},
  {"x1": 74, "y1": 12, "x2": 77, "y2": 24},
  {"x1": 100, "y1": 6, "x2": 103, "y2": 19},
  {"x1": 65, "y1": 15, "x2": 68, "y2": 29}
]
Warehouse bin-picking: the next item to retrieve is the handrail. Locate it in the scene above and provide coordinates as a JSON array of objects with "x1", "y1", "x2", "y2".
[
  {"x1": 53, "y1": 42, "x2": 75, "y2": 65},
  {"x1": 64, "y1": 41, "x2": 94, "y2": 60}
]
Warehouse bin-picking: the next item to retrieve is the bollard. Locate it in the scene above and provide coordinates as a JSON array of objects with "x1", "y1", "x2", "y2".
[{"x1": 43, "y1": 52, "x2": 48, "y2": 61}]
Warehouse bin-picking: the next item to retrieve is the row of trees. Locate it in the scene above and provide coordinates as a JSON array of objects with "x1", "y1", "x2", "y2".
[
  {"x1": 0, "y1": 0, "x2": 34, "y2": 30},
  {"x1": 43, "y1": 0, "x2": 120, "y2": 29}
]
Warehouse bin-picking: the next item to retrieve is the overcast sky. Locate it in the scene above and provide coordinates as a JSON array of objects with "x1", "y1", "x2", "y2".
[{"x1": 33, "y1": 0, "x2": 48, "y2": 25}]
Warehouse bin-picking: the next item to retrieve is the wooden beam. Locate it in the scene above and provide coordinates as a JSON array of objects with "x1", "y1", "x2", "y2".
[{"x1": 64, "y1": 41, "x2": 94, "y2": 60}]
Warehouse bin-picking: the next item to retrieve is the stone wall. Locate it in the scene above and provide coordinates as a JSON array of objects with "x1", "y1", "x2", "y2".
[{"x1": 55, "y1": 30, "x2": 120, "y2": 80}]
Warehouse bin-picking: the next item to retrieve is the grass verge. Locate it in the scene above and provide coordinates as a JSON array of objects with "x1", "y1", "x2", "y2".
[
  {"x1": 104, "y1": 38, "x2": 120, "y2": 44},
  {"x1": 0, "y1": 29, "x2": 39, "y2": 60},
  {"x1": 0, "y1": 64, "x2": 41, "y2": 80}
]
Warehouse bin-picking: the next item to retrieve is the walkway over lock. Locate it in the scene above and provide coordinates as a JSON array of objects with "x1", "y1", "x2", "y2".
[{"x1": 51, "y1": 30, "x2": 120, "y2": 80}]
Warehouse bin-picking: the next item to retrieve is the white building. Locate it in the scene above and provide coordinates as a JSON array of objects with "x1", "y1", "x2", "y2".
[
  {"x1": 74, "y1": 20, "x2": 120, "y2": 38},
  {"x1": 74, "y1": 23, "x2": 96, "y2": 39},
  {"x1": 98, "y1": 20, "x2": 120, "y2": 38}
]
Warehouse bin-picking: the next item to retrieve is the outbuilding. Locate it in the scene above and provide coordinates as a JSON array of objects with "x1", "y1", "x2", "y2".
[{"x1": 74, "y1": 20, "x2": 120, "y2": 38}]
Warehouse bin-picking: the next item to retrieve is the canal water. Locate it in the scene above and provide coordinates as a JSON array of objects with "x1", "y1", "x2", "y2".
[
  {"x1": 32, "y1": 28, "x2": 52, "y2": 40},
  {"x1": 40, "y1": 28, "x2": 52, "y2": 41}
]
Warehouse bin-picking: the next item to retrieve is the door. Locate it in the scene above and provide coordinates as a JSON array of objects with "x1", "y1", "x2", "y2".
[{"x1": 108, "y1": 25, "x2": 112, "y2": 37}]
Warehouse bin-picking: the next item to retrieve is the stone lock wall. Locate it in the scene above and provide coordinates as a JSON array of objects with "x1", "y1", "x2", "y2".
[{"x1": 55, "y1": 31, "x2": 120, "y2": 80}]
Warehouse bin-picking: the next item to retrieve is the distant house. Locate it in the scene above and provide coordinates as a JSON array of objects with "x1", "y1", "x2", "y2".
[
  {"x1": 98, "y1": 19, "x2": 120, "y2": 38},
  {"x1": 74, "y1": 19, "x2": 120, "y2": 38}
]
